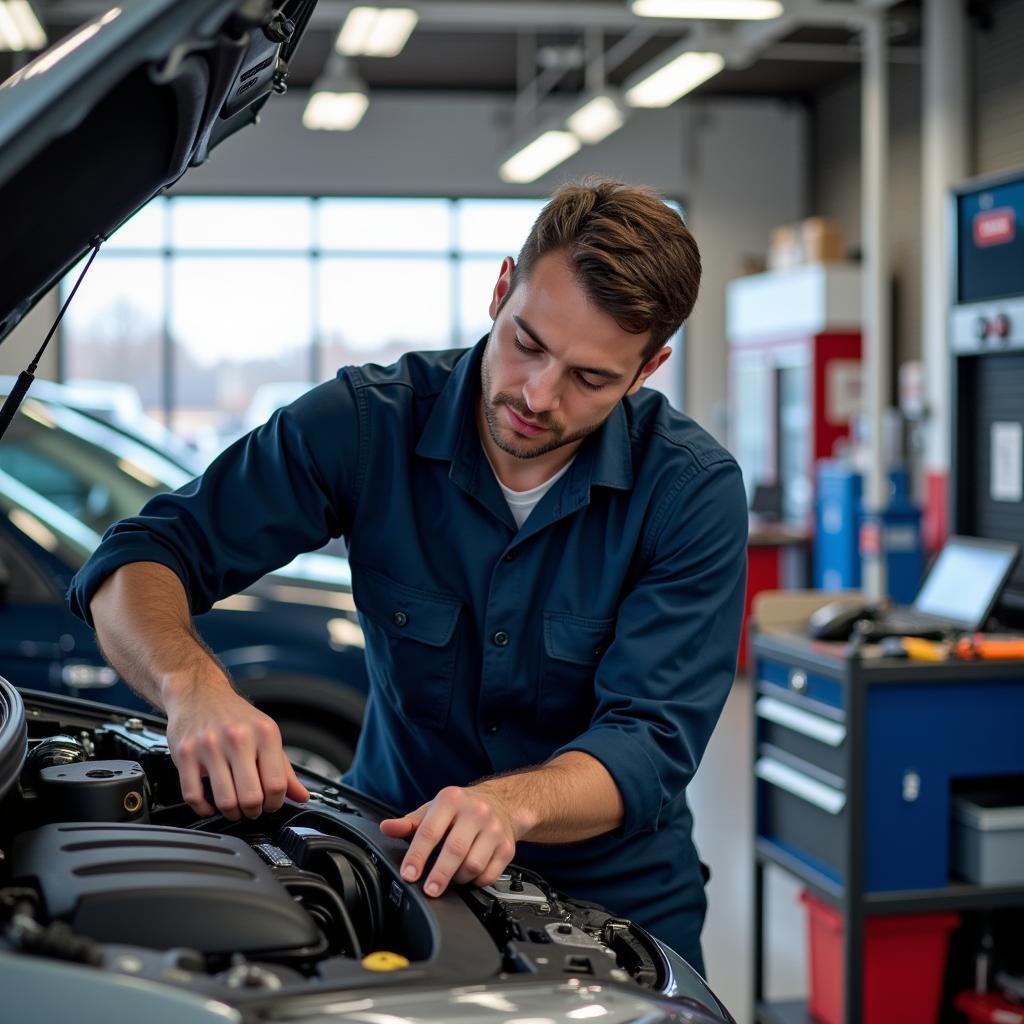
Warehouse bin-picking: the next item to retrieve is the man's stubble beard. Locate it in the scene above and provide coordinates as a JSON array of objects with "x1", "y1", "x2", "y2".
[{"x1": 479, "y1": 346, "x2": 602, "y2": 461}]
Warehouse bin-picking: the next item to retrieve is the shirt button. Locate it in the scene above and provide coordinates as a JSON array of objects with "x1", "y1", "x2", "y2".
[
  {"x1": 492, "y1": 630, "x2": 510, "y2": 647},
  {"x1": 594, "y1": 645, "x2": 604, "y2": 657},
  {"x1": 485, "y1": 721, "x2": 501, "y2": 735},
  {"x1": 504, "y1": 551, "x2": 517, "y2": 562},
  {"x1": 392, "y1": 611, "x2": 408, "y2": 627}
]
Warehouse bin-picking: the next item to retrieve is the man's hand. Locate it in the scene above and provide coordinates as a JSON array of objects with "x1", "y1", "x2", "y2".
[
  {"x1": 165, "y1": 680, "x2": 309, "y2": 820},
  {"x1": 89, "y1": 562, "x2": 310, "y2": 820},
  {"x1": 379, "y1": 753, "x2": 626, "y2": 899},
  {"x1": 379, "y1": 784, "x2": 530, "y2": 896}
]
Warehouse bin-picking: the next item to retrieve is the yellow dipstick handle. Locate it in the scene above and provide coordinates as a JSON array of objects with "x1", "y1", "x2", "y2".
[{"x1": 362, "y1": 951, "x2": 411, "y2": 971}]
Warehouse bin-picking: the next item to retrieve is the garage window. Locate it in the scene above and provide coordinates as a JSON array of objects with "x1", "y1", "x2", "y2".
[{"x1": 60, "y1": 194, "x2": 684, "y2": 463}]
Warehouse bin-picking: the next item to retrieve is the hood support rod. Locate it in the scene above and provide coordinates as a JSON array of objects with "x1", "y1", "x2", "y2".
[{"x1": 0, "y1": 240, "x2": 101, "y2": 443}]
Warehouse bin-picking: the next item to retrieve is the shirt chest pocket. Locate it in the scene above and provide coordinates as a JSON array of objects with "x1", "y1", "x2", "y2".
[
  {"x1": 352, "y1": 566, "x2": 462, "y2": 730},
  {"x1": 538, "y1": 611, "x2": 615, "y2": 736}
]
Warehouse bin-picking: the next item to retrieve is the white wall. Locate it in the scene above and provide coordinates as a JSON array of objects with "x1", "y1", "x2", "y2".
[
  {"x1": 680, "y1": 100, "x2": 808, "y2": 436},
  {"x1": 812, "y1": 62, "x2": 923, "y2": 376},
  {"x1": 180, "y1": 91, "x2": 808, "y2": 441},
  {"x1": 811, "y1": 0, "x2": 1024, "y2": 374},
  {"x1": 974, "y1": 0, "x2": 1024, "y2": 175}
]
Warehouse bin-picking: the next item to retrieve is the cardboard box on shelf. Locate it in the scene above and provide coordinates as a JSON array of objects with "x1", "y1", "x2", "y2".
[
  {"x1": 767, "y1": 217, "x2": 846, "y2": 271},
  {"x1": 801, "y1": 216, "x2": 844, "y2": 263}
]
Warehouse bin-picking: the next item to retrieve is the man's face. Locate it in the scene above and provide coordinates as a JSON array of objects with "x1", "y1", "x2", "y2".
[{"x1": 479, "y1": 251, "x2": 669, "y2": 462}]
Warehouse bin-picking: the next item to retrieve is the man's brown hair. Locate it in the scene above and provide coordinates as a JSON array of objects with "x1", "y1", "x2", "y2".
[{"x1": 507, "y1": 177, "x2": 701, "y2": 363}]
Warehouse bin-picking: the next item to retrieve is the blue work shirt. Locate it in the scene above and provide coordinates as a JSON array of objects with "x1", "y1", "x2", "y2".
[{"x1": 68, "y1": 336, "x2": 747, "y2": 972}]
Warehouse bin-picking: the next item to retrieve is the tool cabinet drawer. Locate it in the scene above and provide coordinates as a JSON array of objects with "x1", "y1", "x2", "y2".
[
  {"x1": 756, "y1": 751, "x2": 846, "y2": 879},
  {"x1": 755, "y1": 693, "x2": 847, "y2": 778},
  {"x1": 757, "y1": 657, "x2": 844, "y2": 711}
]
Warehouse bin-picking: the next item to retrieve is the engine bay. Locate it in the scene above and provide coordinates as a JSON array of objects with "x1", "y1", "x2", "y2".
[{"x1": 0, "y1": 692, "x2": 709, "y2": 1013}]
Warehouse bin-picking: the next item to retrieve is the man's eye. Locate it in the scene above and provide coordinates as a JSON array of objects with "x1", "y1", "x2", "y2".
[
  {"x1": 513, "y1": 337, "x2": 539, "y2": 354},
  {"x1": 576, "y1": 373, "x2": 606, "y2": 392}
]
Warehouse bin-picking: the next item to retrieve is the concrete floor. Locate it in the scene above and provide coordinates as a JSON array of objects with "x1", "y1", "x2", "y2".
[{"x1": 688, "y1": 675, "x2": 809, "y2": 1022}]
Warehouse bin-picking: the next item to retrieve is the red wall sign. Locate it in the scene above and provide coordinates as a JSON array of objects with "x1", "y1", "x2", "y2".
[{"x1": 973, "y1": 207, "x2": 1016, "y2": 248}]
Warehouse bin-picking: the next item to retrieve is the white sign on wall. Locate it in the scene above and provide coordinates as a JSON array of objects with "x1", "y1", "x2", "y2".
[
  {"x1": 991, "y1": 421, "x2": 1024, "y2": 503},
  {"x1": 826, "y1": 360, "x2": 862, "y2": 425}
]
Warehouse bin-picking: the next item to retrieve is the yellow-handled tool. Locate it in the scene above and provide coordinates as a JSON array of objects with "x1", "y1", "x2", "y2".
[{"x1": 900, "y1": 637, "x2": 951, "y2": 661}]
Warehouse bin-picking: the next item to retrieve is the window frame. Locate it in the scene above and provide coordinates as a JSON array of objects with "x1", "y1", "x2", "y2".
[{"x1": 59, "y1": 193, "x2": 688, "y2": 429}]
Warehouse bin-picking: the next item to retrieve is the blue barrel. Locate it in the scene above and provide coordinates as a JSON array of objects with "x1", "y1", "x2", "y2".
[
  {"x1": 815, "y1": 462, "x2": 924, "y2": 601},
  {"x1": 815, "y1": 460, "x2": 862, "y2": 591},
  {"x1": 876, "y1": 468, "x2": 924, "y2": 604}
]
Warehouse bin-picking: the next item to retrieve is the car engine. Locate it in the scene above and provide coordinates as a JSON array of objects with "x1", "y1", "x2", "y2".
[{"x1": 0, "y1": 687, "x2": 732, "y2": 1022}]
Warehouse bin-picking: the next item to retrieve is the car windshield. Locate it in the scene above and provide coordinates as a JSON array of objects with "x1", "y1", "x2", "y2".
[
  {"x1": 0, "y1": 395, "x2": 191, "y2": 535},
  {"x1": 0, "y1": 391, "x2": 352, "y2": 588},
  {"x1": 0, "y1": 466, "x2": 99, "y2": 565}
]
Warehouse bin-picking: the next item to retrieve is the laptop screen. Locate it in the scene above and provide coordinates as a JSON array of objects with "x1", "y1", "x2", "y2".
[{"x1": 914, "y1": 537, "x2": 1020, "y2": 627}]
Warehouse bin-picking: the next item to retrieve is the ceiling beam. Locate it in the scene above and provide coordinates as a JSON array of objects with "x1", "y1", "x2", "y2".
[
  {"x1": 763, "y1": 41, "x2": 921, "y2": 64},
  {"x1": 41, "y1": 1, "x2": 692, "y2": 32},
  {"x1": 44, "y1": 0, "x2": 907, "y2": 36},
  {"x1": 312, "y1": 2, "x2": 690, "y2": 32}
]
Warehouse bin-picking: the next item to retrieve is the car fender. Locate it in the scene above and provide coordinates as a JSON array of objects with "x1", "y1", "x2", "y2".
[
  {"x1": 226, "y1": 665, "x2": 367, "y2": 727},
  {"x1": 217, "y1": 643, "x2": 367, "y2": 693}
]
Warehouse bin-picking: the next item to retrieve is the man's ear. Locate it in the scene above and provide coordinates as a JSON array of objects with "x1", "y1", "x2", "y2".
[
  {"x1": 627, "y1": 347, "x2": 672, "y2": 395},
  {"x1": 488, "y1": 257, "x2": 516, "y2": 321}
]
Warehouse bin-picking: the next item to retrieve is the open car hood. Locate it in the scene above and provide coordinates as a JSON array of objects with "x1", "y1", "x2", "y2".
[{"x1": 0, "y1": 0, "x2": 319, "y2": 343}]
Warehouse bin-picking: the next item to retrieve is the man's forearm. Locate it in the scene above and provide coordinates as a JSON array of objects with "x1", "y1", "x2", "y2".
[
  {"x1": 89, "y1": 561, "x2": 232, "y2": 711},
  {"x1": 475, "y1": 750, "x2": 625, "y2": 844},
  {"x1": 89, "y1": 561, "x2": 308, "y2": 820}
]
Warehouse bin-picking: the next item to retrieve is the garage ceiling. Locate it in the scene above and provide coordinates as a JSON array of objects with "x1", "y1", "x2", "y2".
[{"x1": 9, "y1": 0, "x2": 923, "y2": 103}]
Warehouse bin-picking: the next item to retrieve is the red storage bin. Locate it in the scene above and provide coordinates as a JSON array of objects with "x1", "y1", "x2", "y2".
[
  {"x1": 800, "y1": 890, "x2": 960, "y2": 1024},
  {"x1": 954, "y1": 992, "x2": 1024, "y2": 1024}
]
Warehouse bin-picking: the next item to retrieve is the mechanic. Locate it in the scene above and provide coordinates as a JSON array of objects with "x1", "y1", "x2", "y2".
[{"x1": 69, "y1": 177, "x2": 747, "y2": 975}]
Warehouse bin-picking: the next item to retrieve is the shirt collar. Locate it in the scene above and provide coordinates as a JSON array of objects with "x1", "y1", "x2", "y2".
[
  {"x1": 414, "y1": 335, "x2": 485, "y2": 464},
  {"x1": 414, "y1": 333, "x2": 634, "y2": 493}
]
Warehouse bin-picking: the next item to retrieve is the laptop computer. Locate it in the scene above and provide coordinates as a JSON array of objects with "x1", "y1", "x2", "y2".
[{"x1": 808, "y1": 535, "x2": 1022, "y2": 641}]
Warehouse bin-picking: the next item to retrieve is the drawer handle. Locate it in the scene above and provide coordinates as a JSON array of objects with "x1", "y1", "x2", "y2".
[
  {"x1": 755, "y1": 756, "x2": 846, "y2": 815},
  {"x1": 789, "y1": 669, "x2": 808, "y2": 694},
  {"x1": 756, "y1": 697, "x2": 846, "y2": 748}
]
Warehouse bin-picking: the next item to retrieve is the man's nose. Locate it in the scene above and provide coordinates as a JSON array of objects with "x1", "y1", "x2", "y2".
[{"x1": 523, "y1": 364, "x2": 562, "y2": 413}]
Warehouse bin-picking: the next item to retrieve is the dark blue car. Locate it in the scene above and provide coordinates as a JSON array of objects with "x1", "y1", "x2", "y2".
[{"x1": 0, "y1": 389, "x2": 368, "y2": 777}]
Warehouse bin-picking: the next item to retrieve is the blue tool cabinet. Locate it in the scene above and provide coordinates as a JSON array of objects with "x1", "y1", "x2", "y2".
[{"x1": 751, "y1": 629, "x2": 1024, "y2": 1024}]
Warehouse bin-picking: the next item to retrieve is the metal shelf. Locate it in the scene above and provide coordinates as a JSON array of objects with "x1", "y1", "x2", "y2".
[
  {"x1": 755, "y1": 838, "x2": 843, "y2": 903},
  {"x1": 866, "y1": 883, "x2": 1024, "y2": 913},
  {"x1": 756, "y1": 999, "x2": 816, "y2": 1024},
  {"x1": 757, "y1": 838, "x2": 1024, "y2": 914}
]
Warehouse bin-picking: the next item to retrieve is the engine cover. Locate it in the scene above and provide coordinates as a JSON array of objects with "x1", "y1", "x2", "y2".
[{"x1": 12, "y1": 823, "x2": 321, "y2": 956}]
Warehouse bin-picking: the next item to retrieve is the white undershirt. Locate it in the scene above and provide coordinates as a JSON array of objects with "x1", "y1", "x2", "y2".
[{"x1": 490, "y1": 456, "x2": 575, "y2": 529}]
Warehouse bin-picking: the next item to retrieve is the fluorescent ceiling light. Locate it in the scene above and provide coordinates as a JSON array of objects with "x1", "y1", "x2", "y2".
[
  {"x1": 336, "y1": 6, "x2": 418, "y2": 58},
  {"x1": 304, "y1": 55, "x2": 369, "y2": 130},
  {"x1": 336, "y1": 6, "x2": 376, "y2": 54},
  {"x1": 500, "y1": 130, "x2": 581, "y2": 184},
  {"x1": 625, "y1": 51, "x2": 725, "y2": 108},
  {"x1": 0, "y1": 6, "x2": 23, "y2": 50},
  {"x1": 303, "y1": 90, "x2": 369, "y2": 130},
  {"x1": 8, "y1": 1, "x2": 45, "y2": 47},
  {"x1": 632, "y1": 0, "x2": 783, "y2": 18},
  {"x1": 0, "y1": 1, "x2": 47, "y2": 51},
  {"x1": 567, "y1": 94, "x2": 626, "y2": 145}
]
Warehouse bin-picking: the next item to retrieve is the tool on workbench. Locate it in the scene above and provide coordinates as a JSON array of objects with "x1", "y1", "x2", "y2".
[
  {"x1": 955, "y1": 634, "x2": 1024, "y2": 661},
  {"x1": 900, "y1": 636, "x2": 953, "y2": 661}
]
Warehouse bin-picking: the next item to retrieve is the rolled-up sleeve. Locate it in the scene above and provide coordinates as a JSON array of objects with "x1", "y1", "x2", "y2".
[
  {"x1": 553, "y1": 454, "x2": 748, "y2": 838},
  {"x1": 67, "y1": 372, "x2": 365, "y2": 627}
]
